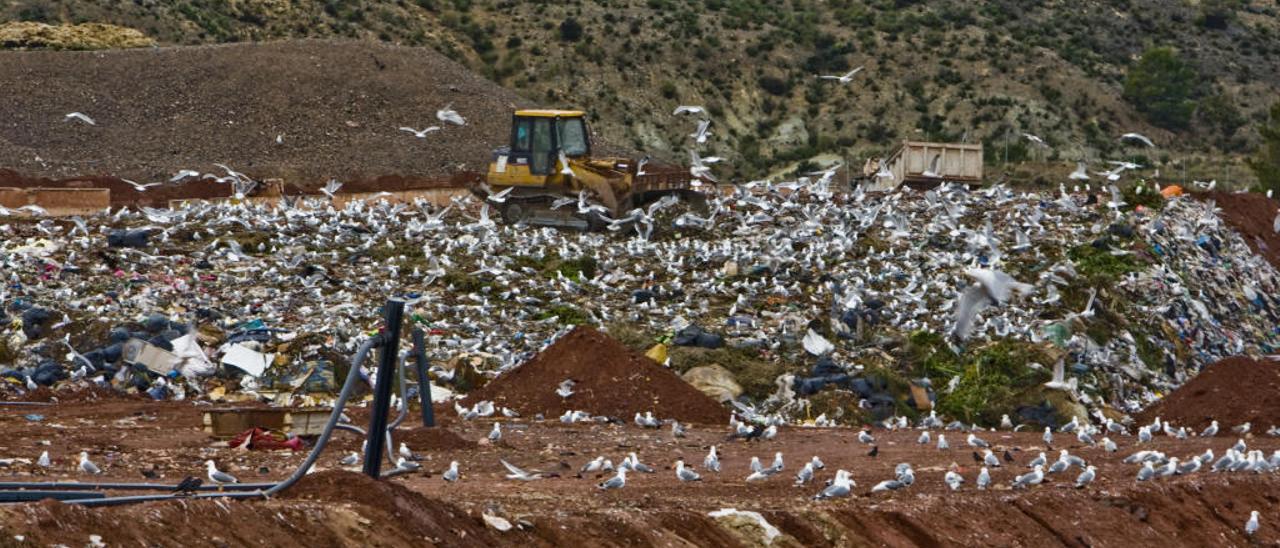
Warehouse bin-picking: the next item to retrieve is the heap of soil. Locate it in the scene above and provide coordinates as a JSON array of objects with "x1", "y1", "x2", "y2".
[
  {"x1": 1136, "y1": 357, "x2": 1280, "y2": 430},
  {"x1": 463, "y1": 326, "x2": 729, "y2": 424},
  {"x1": 393, "y1": 426, "x2": 477, "y2": 451},
  {"x1": 1202, "y1": 190, "x2": 1280, "y2": 270}
]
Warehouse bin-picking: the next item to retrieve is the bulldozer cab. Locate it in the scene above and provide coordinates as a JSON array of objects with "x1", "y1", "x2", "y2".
[{"x1": 507, "y1": 110, "x2": 590, "y2": 176}]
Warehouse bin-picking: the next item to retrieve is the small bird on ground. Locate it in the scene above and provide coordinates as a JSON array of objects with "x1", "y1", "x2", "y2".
[
  {"x1": 599, "y1": 468, "x2": 626, "y2": 490},
  {"x1": 442, "y1": 461, "x2": 460, "y2": 483},
  {"x1": 676, "y1": 459, "x2": 701, "y2": 482},
  {"x1": 489, "y1": 423, "x2": 502, "y2": 442},
  {"x1": 79, "y1": 452, "x2": 101, "y2": 475}
]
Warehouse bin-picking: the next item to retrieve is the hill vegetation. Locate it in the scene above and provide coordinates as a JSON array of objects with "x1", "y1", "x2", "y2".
[{"x1": 3, "y1": 0, "x2": 1278, "y2": 179}]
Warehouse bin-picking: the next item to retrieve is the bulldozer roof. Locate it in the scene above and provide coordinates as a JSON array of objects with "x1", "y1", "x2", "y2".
[{"x1": 514, "y1": 109, "x2": 586, "y2": 118}]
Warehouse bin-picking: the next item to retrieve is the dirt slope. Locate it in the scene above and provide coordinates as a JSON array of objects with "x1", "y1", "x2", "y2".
[
  {"x1": 0, "y1": 40, "x2": 538, "y2": 185},
  {"x1": 1137, "y1": 357, "x2": 1280, "y2": 431}
]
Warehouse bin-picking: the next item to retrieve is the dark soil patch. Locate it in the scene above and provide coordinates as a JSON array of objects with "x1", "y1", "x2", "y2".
[
  {"x1": 1136, "y1": 356, "x2": 1280, "y2": 430},
  {"x1": 464, "y1": 326, "x2": 729, "y2": 424}
]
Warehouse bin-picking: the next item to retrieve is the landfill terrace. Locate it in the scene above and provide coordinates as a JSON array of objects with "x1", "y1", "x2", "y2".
[{"x1": 2, "y1": 181, "x2": 1280, "y2": 546}]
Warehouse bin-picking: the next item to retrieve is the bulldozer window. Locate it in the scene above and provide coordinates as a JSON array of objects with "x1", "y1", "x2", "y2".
[
  {"x1": 558, "y1": 117, "x2": 589, "y2": 157},
  {"x1": 513, "y1": 118, "x2": 532, "y2": 151},
  {"x1": 530, "y1": 117, "x2": 553, "y2": 175}
]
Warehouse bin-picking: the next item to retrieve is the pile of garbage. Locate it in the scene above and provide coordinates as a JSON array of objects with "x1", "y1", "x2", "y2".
[{"x1": 0, "y1": 180, "x2": 1277, "y2": 428}]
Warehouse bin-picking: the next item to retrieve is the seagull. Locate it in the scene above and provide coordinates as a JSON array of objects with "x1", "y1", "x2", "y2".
[
  {"x1": 598, "y1": 468, "x2": 626, "y2": 490},
  {"x1": 205, "y1": 460, "x2": 238, "y2": 484},
  {"x1": 967, "y1": 433, "x2": 989, "y2": 448},
  {"x1": 436, "y1": 104, "x2": 466, "y2": 126},
  {"x1": 555, "y1": 379, "x2": 575, "y2": 399},
  {"x1": 1102, "y1": 438, "x2": 1118, "y2": 452},
  {"x1": 399, "y1": 126, "x2": 441, "y2": 138},
  {"x1": 690, "y1": 119, "x2": 712, "y2": 144},
  {"x1": 704, "y1": 446, "x2": 721, "y2": 473},
  {"x1": 170, "y1": 169, "x2": 201, "y2": 183},
  {"x1": 858, "y1": 430, "x2": 876, "y2": 444},
  {"x1": 488, "y1": 423, "x2": 502, "y2": 442},
  {"x1": 399, "y1": 443, "x2": 421, "y2": 462},
  {"x1": 37, "y1": 451, "x2": 50, "y2": 468},
  {"x1": 1075, "y1": 465, "x2": 1096, "y2": 488},
  {"x1": 443, "y1": 461, "x2": 460, "y2": 482},
  {"x1": 813, "y1": 470, "x2": 853, "y2": 500},
  {"x1": 79, "y1": 452, "x2": 101, "y2": 475},
  {"x1": 922, "y1": 154, "x2": 942, "y2": 178},
  {"x1": 121, "y1": 179, "x2": 162, "y2": 192},
  {"x1": 953, "y1": 269, "x2": 1034, "y2": 340},
  {"x1": 918, "y1": 431, "x2": 931, "y2": 445},
  {"x1": 1022, "y1": 133, "x2": 1048, "y2": 148},
  {"x1": 673, "y1": 105, "x2": 705, "y2": 116},
  {"x1": 1246, "y1": 510, "x2": 1260, "y2": 537},
  {"x1": 944, "y1": 470, "x2": 964, "y2": 491},
  {"x1": 628, "y1": 453, "x2": 656, "y2": 474},
  {"x1": 339, "y1": 452, "x2": 360, "y2": 466},
  {"x1": 500, "y1": 459, "x2": 542, "y2": 481},
  {"x1": 983, "y1": 449, "x2": 1001, "y2": 468},
  {"x1": 1069, "y1": 162, "x2": 1090, "y2": 181},
  {"x1": 794, "y1": 462, "x2": 815, "y2": 485},
  {"x1": 320, "y1": 178, "x2": 344, "y2": 199},
  {"x1": 672, "y1": 421, "x2": 686, "y2": 438},
  {"x1": 1013, "y1": 465, "x2": 1045, "y2": 489},
  {"x1": 675, "y1": 459, "x2": 702, "y2": 482},
  {"x1": 937, "y1": 435, "x2": 949, "y2": 450},
  {"x1": 1136, "y1": 461, "x2": 1156, "y2": 482},
  {"x1": 818, "y1": 66, "x2": 864, "y2": 84},
  {"x1": 65, "y1": 112, "x2": 96, "y2": 125},
  {"x1": 977, "y1": 467, "x2": 991, "y2": 490},
  {"x1": 1233, "y1": 422, "x2": 1251, "y2": 435},
  {"x1": 1202, "y1": 420, "x2": 1219, "y2": 437},
  {"x1": 1120, "y1": 133, "x2": 1155, "y2": 147},
  {"x1": 1043, "y1": 427, "x2": 1053, "y2": 447}
]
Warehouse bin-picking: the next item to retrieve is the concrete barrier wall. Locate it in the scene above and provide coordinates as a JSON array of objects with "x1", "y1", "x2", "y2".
[{"x1": 0, "y1": 187, "x2": 110, "y2": 215}]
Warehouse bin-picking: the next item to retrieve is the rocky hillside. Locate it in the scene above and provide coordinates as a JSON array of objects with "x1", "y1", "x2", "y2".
[{"x1": 3, "y1": 0, "x2": 1278, "y2": 179}]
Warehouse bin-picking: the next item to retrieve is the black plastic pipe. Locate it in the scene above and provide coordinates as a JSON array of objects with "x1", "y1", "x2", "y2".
[
  {"x1": 362, "y1": 298, "x2": 405, "y2": 478},
  {"x1": 411, "y1": 327, "x2": 434, "y2": 427}
]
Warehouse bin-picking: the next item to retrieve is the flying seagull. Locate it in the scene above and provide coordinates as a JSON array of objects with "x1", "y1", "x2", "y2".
[
  {"x1": 500, "y1": 459, "x2": 542, "y2": 481},
  {"x1": 65, "y1": 112, "x2": 95, "y2": 125},
  {"x1": 1069, "y1": 162, "x2": 1090, "y2": 181},
  {"x1": 121, "y1": 179, "x2": 162, "y2": 192},
  {"x1": 818, "y1": 66, "x2": 864, "y2": 84},
  {"x1": 672, "y1": 105, "x2": 705, "y2": 116},
  {"x1": 437, "y1": 104, "x2": 466, "y2": 126},
  {"x1": 1022, "y1": 133, "x2": 1048, "y2": 148},
  {"x1": 1120, "y1": 133, "x2": 1155, "y2": 147},
  {"x1": 399, "y1": 126, "x2": 441, "y2": 138}
]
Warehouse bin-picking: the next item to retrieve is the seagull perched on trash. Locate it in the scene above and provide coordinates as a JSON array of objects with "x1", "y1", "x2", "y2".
[
  {"x1": 78, "y1": 452, "x2": 101, "y2": 475},
  {"x1": 818, "y1": 66, "x2": 864, "y2": 84},
  {"x1": 205, "y1": 460, "x2": 238, "y2": 484}
]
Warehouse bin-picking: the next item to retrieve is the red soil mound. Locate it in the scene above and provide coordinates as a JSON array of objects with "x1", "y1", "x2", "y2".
[
  {"x1": 464, "y1": 326, "x2": 729, "y2": 424},
  {"x1": 392, "y1": 426, "x2": 477, "y2": 451},
  {"x1": 1203, "y1": 190, "x2": 1280, "y2": 270},
  {"x1": 1137, "y1": 357, "x2": 1280, "y2": 430}
]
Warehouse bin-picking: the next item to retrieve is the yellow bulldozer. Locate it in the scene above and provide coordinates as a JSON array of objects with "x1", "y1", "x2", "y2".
[{"x1": 474, "y1": 109, "x2": 705, "y2": 230}]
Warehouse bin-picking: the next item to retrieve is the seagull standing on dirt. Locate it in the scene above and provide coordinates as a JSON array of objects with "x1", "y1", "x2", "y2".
[
  {"x1": 37, "y1": 451, "x2": 50, "y2": 468},
  {"x1": 704, "y1": 446, "x2": 721, "y2": 473},
  {"x1": 813, "y1": 470, "x2": 853, "y2": 500},
  {"x1": 937, "y1": 434, "x2": 949, "y2": 450},
  {"x1": 818, "y1": 66, "x2": 864, "y2": 84},
  {"x1": 205, "y1": 460, "x2": 238, "y2": 484},
  {"x1": 65, "y1": 112, "x2": 95, "y2": 125},
  {"x1": 437, "y1": 104, "x2": 466, "y2": 126},
  {"x1": 1202, "y1": 421, "x2": 1219, "y2": 437},
  {"x1": 944, "y1": 470, "x2": 964, "y2": 491},
  {"x1": 675, "y1": 459, "x2": 702, "y2": 482},
  {"x1": 78, "y1": 452, "x2": 101, "y2": 475},
  {"x1": 1013, "y1": 465, "x2": 1045, "y2": 489},
  {"x1": 443, "y1": 461, "x2": 460, "y2": 483},
  {"x1": 1075, "y1": 465, "x2": 1096, "y2": 488},
  {"x1": 967, "y1": 433, "x2": 989, "y2": 448},
  {"x1": 488, "y1": 423, "x2": 502, "y2": 442},
  {"x1": 1247, "y1": 510, "x2": 1260, "y2": 537},
  {"x1": 399, "y1": 126, "x2": 441, "y2": 138},
  {"x1": 399, "y1": 443, "x2": 421, "y2": 461},
  {"x1": 339, "y1": 452, "x2": 360, "y2": 466},
  {"x1": 672, "y1": 421, "x2": 686, "y2": 438},
  {"x1": 599, "y1": 467, "x2": 626, "y2": 490}
]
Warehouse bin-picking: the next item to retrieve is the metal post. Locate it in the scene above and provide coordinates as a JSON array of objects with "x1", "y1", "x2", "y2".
[
  {"x1": 362, "y1": 298, "x2": 405, "y2": 478},
  {"x1": 412, "y1": 327, "x2": 435, "y2": 427}
]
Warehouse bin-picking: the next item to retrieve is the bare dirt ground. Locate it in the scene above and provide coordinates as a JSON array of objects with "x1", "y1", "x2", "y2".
[
  {"x1": 0, "y1": 40, "x2": 540, "y2": 185},
  {"x1": 0, "y1": 396, "x2": 1277, "y2": 547}
]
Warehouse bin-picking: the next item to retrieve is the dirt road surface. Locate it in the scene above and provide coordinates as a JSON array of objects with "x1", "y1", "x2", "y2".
[{"x1": 0, "y1": 394, "x2": 1276, "y2": 546}]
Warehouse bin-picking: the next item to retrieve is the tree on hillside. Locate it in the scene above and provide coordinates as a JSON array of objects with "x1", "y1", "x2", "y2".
[
  {"x1": 1249, "y1": 102, "x2": 1280, "y2": 194},
  {"x1": 1123, "y1": 47, "x2": 1199, "y2": 130}
]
